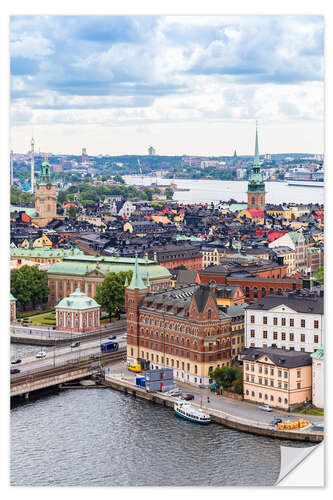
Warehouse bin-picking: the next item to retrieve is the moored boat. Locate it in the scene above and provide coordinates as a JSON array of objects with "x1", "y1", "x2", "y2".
[{"x1": 174, "y1": 399, "x2": 211, "y2": 424}]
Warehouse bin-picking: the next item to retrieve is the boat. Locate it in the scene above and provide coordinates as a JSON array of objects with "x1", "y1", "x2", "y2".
[
  {"x1": 174, "y1": 399, "x2": 211, "y2": 424},
  {"x1": 287, "y1": 180, "x2": 324, "y2": 188}
]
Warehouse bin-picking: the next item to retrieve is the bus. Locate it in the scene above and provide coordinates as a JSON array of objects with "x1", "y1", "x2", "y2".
[{"x1": 100, "y1": 341, "x2": 119, "y2": 353}]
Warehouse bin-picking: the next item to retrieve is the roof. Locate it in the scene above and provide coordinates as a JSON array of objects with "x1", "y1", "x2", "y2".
[
  {"x1": 10, "y1": 247, "x2": 83, "y2": 259},
  {"x1": 10, "y1": 205, "x2": 36, "y2": 217},
  {"x1": 10, "y1": 293, "x2": 17, "y2": 301},
  {"x1": 175, "y1": 270, "x2": 201, "y2": 286},
  {"x1": 56, "y1": 288, "x2": 100, "y2": 310},
  {"x1": 246, "y1": 294, "x2": 323, "y2": 314},
  {"x1": 127, "y1": 254, "x2": 147, "y2": 290},
  {"x1": 242, "y1": 347, "x2": 312, "y2": 368},
  {"x1": 47, "y1": 254, "x2": 171, "y2": 280}
]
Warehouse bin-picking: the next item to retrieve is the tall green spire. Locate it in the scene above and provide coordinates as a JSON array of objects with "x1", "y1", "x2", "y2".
[
  {"x1": 253, "y1": 121, "x2": 260, "y2": 170},
  {"x1": 248, "y1": 121, "x2": 265, "y2": 193},
  {"x1": 128, "y1": 254, "x2": 147, "y2": 290}
]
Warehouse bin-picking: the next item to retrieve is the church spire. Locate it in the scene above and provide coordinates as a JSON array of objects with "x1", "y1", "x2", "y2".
[
  {"x1": 253, "y1": 121, "x2": 260, "y2": 170},
  {"x1": 128, "y1": 254, "x2": 147, "y2": 290}
]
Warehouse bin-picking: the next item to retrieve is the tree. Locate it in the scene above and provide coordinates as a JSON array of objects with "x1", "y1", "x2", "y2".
[
  {"x1": 68, "y1": 205, "x2": 77, "y2": 219},
  {"x1": 11, "y1": 265, "x2": 50, "y2": 311},
  {"x1": 313, "y1": 266, "x2": 324, "y2": 284},
  {"x1": 57, "y1": 190, "x2": 67, "y2": 204},
  {"x1": 165, "y1": 187, "x2": 174, "y2": 200},
  {"x1": 174, "y1": 264, "x2": 187, "y2": 270},
  {"x1": 209, "y1": 366, "x2": 243, "y2": 393},
  {"x1": 114, "y1": 174, "x2": 125, "y2": 184},
  {"x1": 95, "y1": 271, "x2": 132, "y2": 321}
]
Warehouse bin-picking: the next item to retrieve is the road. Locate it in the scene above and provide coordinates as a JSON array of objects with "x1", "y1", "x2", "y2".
[
  {"x1": 11, "y1": 333, "x2": 127, "y2": 374},
  {"x1": 10, "y1": 322, "x2": 126, "y2": 341},
  {"x1": 104, "y1": 361, "x2": 324, "y2": 427}
]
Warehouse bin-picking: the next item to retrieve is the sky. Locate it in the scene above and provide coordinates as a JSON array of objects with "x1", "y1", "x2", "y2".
[{"x1": 10, "y1": 15, "x2": 324, "y2": 156}]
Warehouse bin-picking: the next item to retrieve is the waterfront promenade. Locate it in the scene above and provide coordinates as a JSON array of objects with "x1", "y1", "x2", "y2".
[{"x1": 103, "y1": 360, "x2": 324, "y2": 443}]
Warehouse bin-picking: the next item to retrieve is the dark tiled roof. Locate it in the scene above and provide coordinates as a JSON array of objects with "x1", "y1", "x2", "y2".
[
  {"x1": 246, "y1": 294, "x2": 323, "y2": 314},
  {"x1": 242, "y1": 347, "x2": 312, "y2": 368}
]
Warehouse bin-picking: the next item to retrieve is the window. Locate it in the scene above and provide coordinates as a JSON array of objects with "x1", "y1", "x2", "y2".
[
  {"x1": 263, "y1": 331, "x2": 267, "y2": 339},
  {"x1": 314, "y1": 335, "x2": 319, "y2": 344},
  {"x1": 273, "y1": 332, "x2": 278, "y2": 340},
  {"x1": 251, "y1": 365, "x2": 254, "y2": 372},
  {"x1": 281, "y1": 318, "x2": 286, "y2": 326},
  {"x1": 301, "y1": 334, "x2": 305, "y2": 343},
  {"x1": 289, "y1": 333, "x2": 294, "y2": 341},
  {"x1": 297, "y1": 382, "x2": 301, "y2": 389},
  {"x1": 251, "y1": 376, "x2": 255, "y2": 383},
  {"x1": 246, "y1": 375, "x2": 249, "y2": 382},
  {"x1": 245, "y1": 364, "x2": 249, "y2": 371},
  {"x1": 246, "y1": 390, "x2": 249, "y2": 396},
  {"x1": 264, "y1": 394, "x2": 268, "y2": 400},
  {"x1": 278, "y1": 397, "x2": 282, "y2": 403},
  {"x1": 301, "y1": 319, "x2": 305, "y2": 328},
  {"x1": 259, "y1": 393, "x2": 262, "y2": 399},
  {"x1": 250, "y1": 329, "x2": 255, "y2": 338},
  {"x1": 253, "y1": 287, "x2": 258, "y2": 299},
  {"x1": 282, "y1": 332, "x2": 286, "y2": 341},
  {"x1": 250, "y1": 315, "x2": 255, "y2": 323},
  {"x1": 300, "y1": 347, "x2": 305, "y2": 352},
  {"x1": 270, "y1": 380, "x2": 274, "y2": 387},
  {"x1": 314, "y1": 320, "x2": 319, "y2": 329},
  {"x1": 284, "y1": 383, "x2": 288, "y2": 390},
  {"x1": 273, "y1": 317, "x2": 278, "y2": 325},
  {"x1": 259, "y1": 377, "x2": 262, "y2": 384},
  {"x1": 270, "y1": 368, "x2": 274, "y2": 376},
  {"x1": 284, "y1": 398, "x2": 288, "y2": 405},
  {"x1": 270, "y1": 395, "x2": 274, "y2": 401},
  {"x1": 251, "y1": 391, "x2": 255, "y2": 397},
  {"x1": 259, "y1": 366, "x2": 262, "y2": 374},
  {"x1": 290, "y1": 318, "x2": 294, "y2": 327}
]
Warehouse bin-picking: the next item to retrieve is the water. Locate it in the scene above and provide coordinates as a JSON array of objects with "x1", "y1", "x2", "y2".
[
  {"x1": 124, "y1": 176, "x2": 324, "y2": 205},
  {"x1": 10, "y1": 365, "x2": 315, "y2": 487}
]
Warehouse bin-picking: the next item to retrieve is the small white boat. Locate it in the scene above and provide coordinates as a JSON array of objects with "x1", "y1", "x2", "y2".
[{"x1": 174, "y1": 399, "x2": 211, "y2": 424}]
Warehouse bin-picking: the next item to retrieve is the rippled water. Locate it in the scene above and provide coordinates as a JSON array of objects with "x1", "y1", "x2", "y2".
[{"x1": 10, "y1": 387, "x2": 315, "y2": 487}]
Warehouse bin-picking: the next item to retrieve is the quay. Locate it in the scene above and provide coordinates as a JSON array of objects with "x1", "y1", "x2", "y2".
[{"x1": 103, "y1": 374, "x2": 324, "y2": 443}]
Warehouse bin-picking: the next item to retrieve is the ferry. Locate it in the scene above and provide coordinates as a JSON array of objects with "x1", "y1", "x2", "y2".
[{"x1": 174, "y1": 400, "x2": 211, "y2": 424}]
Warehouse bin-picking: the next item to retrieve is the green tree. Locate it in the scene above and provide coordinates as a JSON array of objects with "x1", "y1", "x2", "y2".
[
  {"x1": 165, "y1": 187, "x2": 174, "y2": 200},
  {"x1": 313, "y1": 266, "x2": 324, "y2": 284},
  {"x1": 68, "y1": 205, "x2": 77, "y2": 219},
  {"x1": 209, "y1": 366, "x2": 243, "y2": 393},
  {"x1": 143, "y1": 187, "x2": 152, "y2": 201},
  {"x1": 114, "y1": 174, "x2": 125, "y2": 184},
  {"x1": 11, "y1": 265, "x2": 50, "y2": 311},
  {"x1": 174, "y1": 264, "x2": 187, "y2": 270},
  {"x1": 57, "y1": 190, "x2": 67, "y2": 204},
  {"x1": 95, "y1": 271, "x2": 132, "y2": 321}
]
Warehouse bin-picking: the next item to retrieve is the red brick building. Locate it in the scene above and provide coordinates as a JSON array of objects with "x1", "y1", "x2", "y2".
[
  {"x1": 147, "y1": 242, "x2": 203, "y2": 271},
  {"x1": 125, "y1": 257, "x2": 233, "y2": 386},
  {"x1": 200, "y1": 261, "x2": 302, "y2": 301}
]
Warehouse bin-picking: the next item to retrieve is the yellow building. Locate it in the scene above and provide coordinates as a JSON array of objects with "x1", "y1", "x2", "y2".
[
  {"x1": 243, "y1": 347, "x2": 312, "y2": 411},
  {"x1": 33, "y1": 233, "x2": 53, "y2": 248},
  {"x1": 271, "y1": 246, "x2": 296, "y2": 275}
]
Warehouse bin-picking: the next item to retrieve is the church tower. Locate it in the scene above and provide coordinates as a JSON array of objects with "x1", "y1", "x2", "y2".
[
  {"x1": 247, "y1": 123, "x2": 266, "y2": 210},
  {"x1": 34, "y1": 157, "x2": 57, "y2": 226},
  {"x1": 125, "y1": 255, "x2": 149, "y2": 365}
]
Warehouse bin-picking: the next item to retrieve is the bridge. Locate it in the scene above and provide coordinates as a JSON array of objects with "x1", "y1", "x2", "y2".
[{"x1": 11, "y1": 349, "x2": 126, "y2": 399}]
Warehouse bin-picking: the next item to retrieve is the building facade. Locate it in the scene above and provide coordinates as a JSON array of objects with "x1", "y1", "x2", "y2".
[
  {"x1": 245, "y1": 294, "x2": 324, "y2": 353},
  {"x1": 47, "y1": 254, "x2": 171, "y2": 306},
  {"x1": 125, "y1": 264, "x2": 234, "y2": 386},
  {"x1": 311, "y1": 347, "x2": 324, "y2": 409},
  {"x1": 242, "y1": 347, "x2": 312, "y2": 411},
  {"x1": 55, "y1": 288, "x2": 101, "y2": 333}
]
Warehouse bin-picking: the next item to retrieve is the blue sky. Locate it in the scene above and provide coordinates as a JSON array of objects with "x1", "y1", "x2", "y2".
[{"x1": 10, "y1": 15, "x2": 324, "y2": 155}]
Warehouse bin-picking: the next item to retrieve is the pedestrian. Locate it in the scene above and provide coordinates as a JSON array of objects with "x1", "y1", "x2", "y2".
[{"x1": 207, "y1": 396, "x2": 210, "y2": 403}]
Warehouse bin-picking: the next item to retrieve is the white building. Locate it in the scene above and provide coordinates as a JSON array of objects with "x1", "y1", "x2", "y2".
[
  {"x1": 311, "y1": 347, "x2": 324, "y2": 409},
  {"x1": 245, "y1": 294, "x2": 323, "y2": 353}
]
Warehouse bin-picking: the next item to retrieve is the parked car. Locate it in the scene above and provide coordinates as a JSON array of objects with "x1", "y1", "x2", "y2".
[
  {"x1": 270, "y1": 418, "x2": 283, "y2": 426},
  {"x1": 35, "y1": 351, "x2": 47, "y2": 358},
  {"x1": 108, "y1": 335, "x2": 116, "y2": 340},
  {"x1": 11, "y1": 359, "x2": 22, "y2": 364},
  {"x1": 311, "y1": 424, "x2": 324, "y2": 431},
  {"x1": 258, "y1": 405, "x2": 272, "y2": 412},
  {"x1": 199, "y1": 384, "x2": 209, "y2": 389},
  {"x1": 182, "y1": 393, "x2": 194, "y2": 401},
  {"x1": 168, "y1": 389, "x2": 182, "y2": 397},
  {"x1": 122, "y1": 333, "x2": 127, "y2": 339},
  {"x1": 10, "y1": 368, "x2": 20, "y2": 374},
  {"x1": 71, "y1": 341, "x2": 80, "y2": 348}
]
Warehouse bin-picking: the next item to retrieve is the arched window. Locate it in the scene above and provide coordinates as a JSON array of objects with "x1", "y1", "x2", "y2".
[
  {"x1": 261, "y1": 287, "x2": 266, "y2": 297},
  {"x1": 186, "y1": 339, "x2": 190, "y2": 347},
  {"x1": 253, "y1": 287, "x2": 258, "y2": 298},
  {"x1": 208, "y1": 309, "x2": 212, "y2": 320},
  {"x1": 269, "y1": 288, "x2": 274, "y2": 295},
  {"x1": 245, "y1": 286, "x2": 250, "y2": 298}
]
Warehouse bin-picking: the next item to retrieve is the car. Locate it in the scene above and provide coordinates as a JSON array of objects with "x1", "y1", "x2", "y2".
[
  {"x1": 182, "y1": 393, "x2": 194, "y2": 401},
  {"x1": 199, "y1": 384, "x2": 209, "y2": 389},
  {"x1": 122, "y1": 333, "x2": 127, "y2": 339},
  {"x1": 108, "y1": 335, "x2": 116, "y2": 340},
  {"x1": 168, "y1": 389, "x2": 182, "y2": 397},
  {"x1": 10, "y1": 368, "x2": 20, "y2": 374},
  {"x1": 11, "y1": 358, "x2": 22, "y2": 364},
  {"x1": 270, "y1": 418, "x2": 283, "y2": 426},
  {"x1": 310, "y1": 424, "x2": 324, "y2": 431},
  {"x1": 128, "y1": 363, "x2": 141, "y2": 373},
  {"x1": 35, "y1": 351, "x2": 47, "y2": 358},
  {"x1": 258, "y1": 405, "x2": 272, "y2": 412},
  {"x1": 71, "y1": 341, "x2": 80, "y2": 348}
]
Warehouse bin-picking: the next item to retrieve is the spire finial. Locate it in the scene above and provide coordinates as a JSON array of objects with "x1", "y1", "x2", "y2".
[{"x1": 128, "y1": 253, "x2": 147, "y2": 290}]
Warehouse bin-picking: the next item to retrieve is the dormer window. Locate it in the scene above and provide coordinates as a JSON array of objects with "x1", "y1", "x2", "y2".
[{"x1": 208, "y1": 309, "x2": 212, "y2": 320}]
